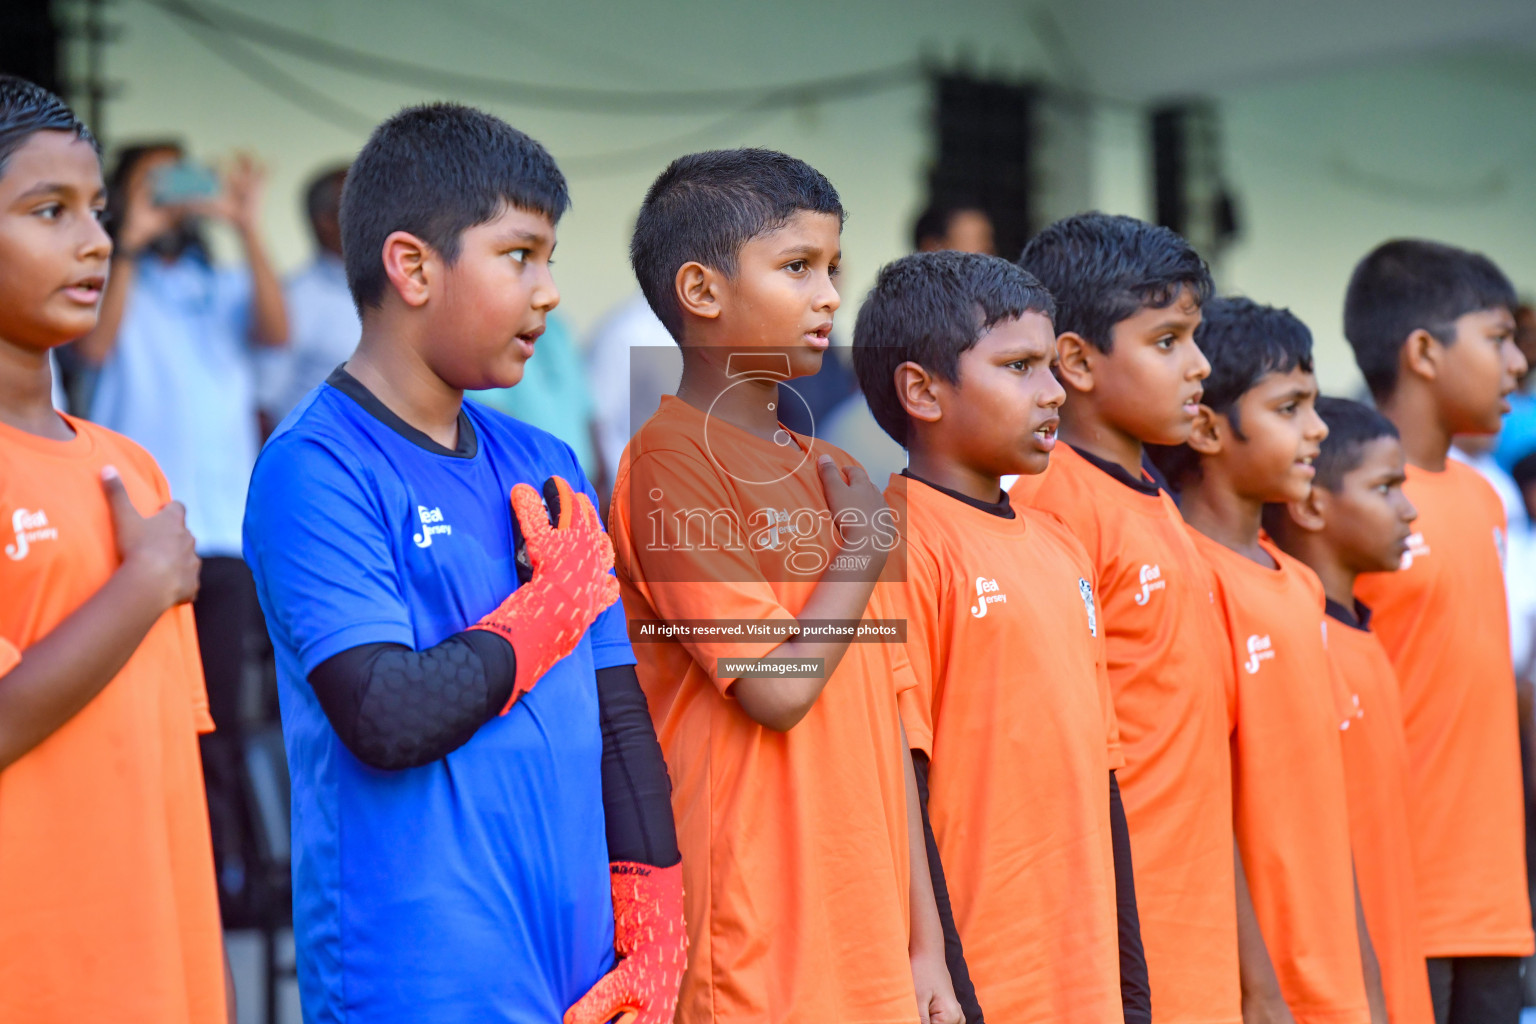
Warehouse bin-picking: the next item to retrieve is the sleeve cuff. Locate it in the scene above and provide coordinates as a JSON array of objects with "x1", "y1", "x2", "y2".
[{"x1": 300, "y1": 620, "x2": 416, "y2": 677}]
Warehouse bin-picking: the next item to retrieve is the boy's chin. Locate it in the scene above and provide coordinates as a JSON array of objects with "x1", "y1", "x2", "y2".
[
  {"x1": 1366, "y1": 550, "x2": 1406, "y2": 574},
  {"x1": 1144, "y1": 419, "x2": 1196, "y2": 447},
  {"x1": 475, "y1": 358, "x2": 528, "y2": 391},
  {"x1": 786, "y1": 346, "x2": 825, "y2": 379},
  {"x1": 1010, "y1": 451, "x2": 1052, "y2": 477}
]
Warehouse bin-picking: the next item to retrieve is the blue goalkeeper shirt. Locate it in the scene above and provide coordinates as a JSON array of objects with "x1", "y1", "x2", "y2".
[{"x1": 244, "y1": 368, "x2": 633, "y2": 1023}]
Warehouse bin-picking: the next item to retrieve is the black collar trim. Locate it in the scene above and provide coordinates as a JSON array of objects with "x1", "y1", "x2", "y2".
[
  {"x1": 326, "y1": 365, "x2": 478, "y2": 459},
  {"x1": 1073, "y1": 445, "x2": 1163, "y2": 497},
  {"x1": 901, "y1": 469, "x2": 1015, "y2": 519},
  {"x1": 1325, "y1": 597, "x2": 1373, "y2": 631}
]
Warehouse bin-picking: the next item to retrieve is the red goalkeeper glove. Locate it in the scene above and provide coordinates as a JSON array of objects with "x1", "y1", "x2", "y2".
[
  {"x1": 469, "y1": 476, "x2": 620, "y2": 711},
  {"x1": 564, "y1": 861, "x2": 687, "y2": 1024}
]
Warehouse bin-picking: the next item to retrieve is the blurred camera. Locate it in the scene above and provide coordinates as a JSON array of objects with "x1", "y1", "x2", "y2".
[{"x1": 152, "y1": 161, "x2": 221, "y2": 207}]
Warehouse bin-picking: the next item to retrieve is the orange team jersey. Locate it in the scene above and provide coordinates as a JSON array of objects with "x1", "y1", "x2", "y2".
[
  {"x1": 0, "y1": 413, "x2": 225, "y2": 1024},
  {"x1": 1194, "y1": 531, "x2": 1369, "y2": 1024},
  {"x1": 1355, "y1": 460, "x2": 1533, "y2": 958},
  {"x1": 891, "y1": 473, "x2": 1122, "y2": 1022},
  {"x1": 609, "y1": 395, "x2": 917, "y2": 1024},
  {"x1": 1011, "y1": 442, "x2": 1240, "y2": 1024},
  {"x1": 1326, "y1": 600, "x2": 1435, "y2": 1024}
]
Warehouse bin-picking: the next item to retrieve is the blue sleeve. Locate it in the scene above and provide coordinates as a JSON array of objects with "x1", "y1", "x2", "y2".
[
  {"x1": 573, "y1": 443, "x2": 635, "y2": 671},
  {"x1": 245, "y1": 435, "x2": 416, "y2": 674}
]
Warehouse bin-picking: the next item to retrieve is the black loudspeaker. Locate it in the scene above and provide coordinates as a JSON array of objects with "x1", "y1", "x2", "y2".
[
  {"x1": 1151, "y1": 102, "x2": 1240, "y2": 259},
  {"x1": 927, "y1": 72, "x2": 1037, "y2": 261},
  {"x1": 0, "y1": 0, "x2": 62, "y2": 94}
]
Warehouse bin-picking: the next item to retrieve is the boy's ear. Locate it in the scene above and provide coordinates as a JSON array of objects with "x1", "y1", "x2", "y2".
[
  {"x1": 1055, "y1": 332, "x2": 1094, "y2": 393},
  {"x1": 675, "y1": 261, "x2": 722, "y2": 322},
  {"x1": 1400, "y1": 327, "x2": 1443, "y2": 384},
  {"x1": 1285, "y1": 484, "x2": 1328, "y2": 534},
  {"x1": 381, "y1": 230, "x2": 432, "y2": 308},
  {"x1": 894, "y1": 361, "x2": 943, "y2": 427},
  {"x1": 1186, "y1": 405, "x2": 1224, "y2": 456}
]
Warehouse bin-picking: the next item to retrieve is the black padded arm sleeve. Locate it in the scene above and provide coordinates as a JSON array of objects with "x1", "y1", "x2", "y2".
[
  {"x1": 913, "y1": 749, "x2": 985, "y2": 1023},
  {"x1": 596, "y1": 664, "x2": 680, "y2": 867},
  {"x1": 307, "y1": 630, "x2": 516, "y2": 771},
  {"x1": 1111, "y1": 770, "x2": 1151, "y2": 1024}
]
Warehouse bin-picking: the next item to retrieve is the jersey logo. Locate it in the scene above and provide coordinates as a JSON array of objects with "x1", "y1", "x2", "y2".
[
  {"x1": 412, "y1": 505, "x2": 453, "y2": 548},
  {"x1": 6, "y1": 508, "x2": 57, "y2": 561},
  {"x1": 969, "y1": 576, "x2": 1007, "y2": 618},
  {"x1": 1243, "y1": 634, "x2": 1275, "y2": 675},
  {"x1": 1079, "y1": 578, "x2": 1099, "y2": 637},
  {"x1": 1133, "y1": 563, "x2": 1166, "y2": 606},
  {"x1": 1400, "y1": 532, "x2": 1430, "y2": 569},
  {"x1": 752, "y1": 508, "x2": 805, "y2": 551}
]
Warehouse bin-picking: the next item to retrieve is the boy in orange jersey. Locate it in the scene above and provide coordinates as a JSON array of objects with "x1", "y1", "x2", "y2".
[
  {"x1": 1264, "y1": 397, "x2": 1434, "y2": 1024},
  {"x1": 609, "y1": 149, "x2": 961, "y2": 1024},
  {"x1": 853, "y1": 249, "x2": 1149, "y2": 1023},
  {"x1": 1343, "y1": 240, "x2": 1533, "y2": 1024},
  {"x1": 1149, "y1": 297, "x2": 1386, "y2": 1024},
  {"x1": 1012, "y1": 213, "x2": 1238, "y2": 1024},
  {"x1": 0, "y1": 78, "x2": 227, "y2": 1023}
]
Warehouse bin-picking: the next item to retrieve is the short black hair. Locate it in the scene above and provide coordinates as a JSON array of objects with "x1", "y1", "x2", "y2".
[
  {"x1": 305, "y1": 163, "x2": 348, "y2": 231},
  {"x1": 1512, "y1": 451, "x2": 1536, "y2": 493},
  {"x1": 0, "y1": 76, "x2": 97, "y2": 180},
  {"x1": 911, "y1": 202, "x2": 986, "y2": 250},
  {"x1": 1016, "y1": 212, "x2": 1212, "y2": 352},
  {"x1": 852, "y1": 251, "x2": 1057, "y2": 447},
  {"x1": 1147, "y1": 296, "x2": 1315, "y2": 488},
  {"x1": 341, "y1": 103, "x2": 569, "y2": 313},
  {"x1": 1343, "y1": 239, "x2": 1516, "y2": 403},
  {"x1": 1311, "y1": 396, "x2": 1399, "y2": 492},
  {"x1": 630, "y1": 148, "x2": 844, "y2": 340}
]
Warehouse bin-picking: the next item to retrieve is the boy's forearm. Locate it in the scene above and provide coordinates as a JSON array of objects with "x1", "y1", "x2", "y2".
[
  {"x1": 1234, "y1": 840, "x2": 1295, "y2": 1024},
  {"x1": 1354, "y1": 874, "x2": 1389, "y2": 1024},
  {"x1": 904, "y1": 743, "x2": 947, "y2": 960},
  {"x1": 240, "y1": 227, "x2": 289, "y2": 348},
  {"x1": 730, "y1": 554, "x2": 882, "y2": 731},
  {"x1": 0, "y1": 562, "x2": 172, "y2": 770}
]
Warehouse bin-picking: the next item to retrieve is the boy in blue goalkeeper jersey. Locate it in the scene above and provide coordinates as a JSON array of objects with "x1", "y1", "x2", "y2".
[{"x1": 243, "y1": 104, "x2": 683, "y2": 1024}]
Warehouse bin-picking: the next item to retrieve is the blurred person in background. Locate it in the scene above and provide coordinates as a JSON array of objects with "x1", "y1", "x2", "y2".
[
  {"x1": 257, "y1": 163, "x2": 357, "y2": 433},
  {"x1": 912, "y1": 201, "x2": 997, "y2": 255},
  {"x1": 585, "y1": 291, "x2": 679, "y2": 506},
  {"x1": 73, "y1": 140, "x2": 288, "y2": 925},
  {"x1": 821, "y1": 200, "x2": 1000, "y2": 484},
  {"x1": 1452, "y1": 433, "x2": 1526, "y2": 529},
  {"x1": 468, "y1": 311, "x2": 601, "y2": 482}
]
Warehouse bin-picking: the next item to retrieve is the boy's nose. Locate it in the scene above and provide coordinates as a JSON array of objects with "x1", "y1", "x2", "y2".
[
  {"x1": 82, "y1": 216, "x2": 112, "y2": 260},
  {"x1": 1187, "y1": 343, "x2": 1212, "y2": 381},
  {"x1": 816, "y1": 277, "x2": 841, "y2": 313},
  {"x1": 1305, "y1": 410, "x2": 1329, "y2": 441},
  {"x1": 1506, "y1": 338, "x2": 1530, "y2": 380},
  {"x1": 1041, "y1": 375, "x2": 1067, "y2": 409},
  {"x1": 532, "y1": 267, "x2": 560, "y2": 312}
]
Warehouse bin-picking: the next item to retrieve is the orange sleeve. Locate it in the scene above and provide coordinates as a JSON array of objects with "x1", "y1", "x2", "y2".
[
  {"x1": 177, "y1": 607, "x2": 216, "y2": 735},
  {"x1": 0, "y1": 636, "x2": 20, "y2": 677},
  {"x1": 869, "y1": 581, "x2": 919, "y2": 698},
  {"x1": 623, "y1": 450, "x2": 800, "y2": 693},
  {"x1": 894, "y1": 542, "x2": 940, "y2": 757}
]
